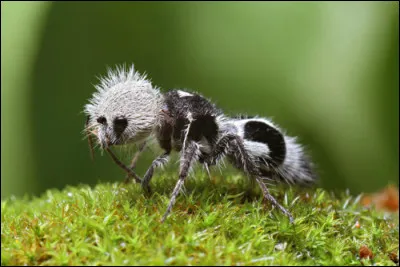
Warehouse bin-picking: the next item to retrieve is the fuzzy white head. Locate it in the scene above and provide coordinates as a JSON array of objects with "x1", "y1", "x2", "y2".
[{"x1": 84, "y1": 65, "x2": 164, "y2": 149}]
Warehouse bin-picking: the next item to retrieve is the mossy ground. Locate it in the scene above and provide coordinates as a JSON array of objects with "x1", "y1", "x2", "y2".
[{"x1": 1, "y1": 172, "x2": 399, "y2": 266}]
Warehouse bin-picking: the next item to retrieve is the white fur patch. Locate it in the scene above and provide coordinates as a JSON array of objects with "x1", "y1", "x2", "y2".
[
  {"x1": 198, "y1": 137, "x2": 212, "y2": 154},
  {"x1": 84, "y1": 64, "x2": 164, "y2": 145},
  {"x1": 243, "y1": 140, "x2": 270, "y2": 158},
  {"x1": 177, "y1": 90, "x2": 193, "y2": 98},
  {"x1": 216, "y1": 115, "x2": 239, "y2": 135}
]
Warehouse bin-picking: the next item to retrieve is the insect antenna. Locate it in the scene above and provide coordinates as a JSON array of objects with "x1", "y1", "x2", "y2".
[
  {"x1": 86, "y1": 115, "x2": 95, "y2": 161},
  {"x1": 105, "y1": 147, "x2": 143, "y2": 184}
]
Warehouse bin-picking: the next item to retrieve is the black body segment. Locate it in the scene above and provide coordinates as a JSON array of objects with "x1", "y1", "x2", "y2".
[
  {"x1": 161, "y1": 90, "x2": 221, "y2": 152},
  {"x1": 136, "y1": 90, "x2": 223, "y2": 199},
  {"x1": 164, "y1": 90, "x2": 222, "y2": 119},
  {"x1": 244, "y1": 120, "x2": 286, "y2": 166}
]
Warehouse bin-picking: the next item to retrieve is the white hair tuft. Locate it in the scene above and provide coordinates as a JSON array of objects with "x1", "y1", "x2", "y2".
[{"x1": 84, "y1": 64, "x2": 164, "y2": 146}]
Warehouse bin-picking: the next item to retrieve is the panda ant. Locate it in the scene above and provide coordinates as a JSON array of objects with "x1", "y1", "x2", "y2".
[{"x1": 84, "y1": 65, "x2": 317, "y2": 223}]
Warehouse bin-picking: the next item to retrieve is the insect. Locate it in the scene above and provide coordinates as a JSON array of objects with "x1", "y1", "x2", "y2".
[{"x1": 84, "y1": 64, "x2": 317, "y2": 223}]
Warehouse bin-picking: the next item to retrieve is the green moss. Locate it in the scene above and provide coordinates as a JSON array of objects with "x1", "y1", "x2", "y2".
[{"x1": 1, "y1": 173, "x2": 399, "y2": 266}]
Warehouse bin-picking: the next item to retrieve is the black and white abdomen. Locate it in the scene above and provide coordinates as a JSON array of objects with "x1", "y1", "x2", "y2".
[
  {"x1": 227, "y1": 118, "x2": 317, "y2": 185},
  {"x1": 242, "y1": 119, "x2": 286, "y2": 167},
  {"x1": 229, "y1": 118, "x2": 285, "y2": 167}
]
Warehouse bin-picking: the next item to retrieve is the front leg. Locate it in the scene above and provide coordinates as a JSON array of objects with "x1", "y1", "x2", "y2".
[
  {"x1": 141, "y1": 151, "x2": 170, "y2": 194},
  {"x1": 161, "y1": 141, "x2": 200, "y2": 223},
  {"x1": 105, "y1": 147, "x2": 142, "y2": 184},
  {"x1": 124, "y1": 141, "x2": 147, "y2": 184}
]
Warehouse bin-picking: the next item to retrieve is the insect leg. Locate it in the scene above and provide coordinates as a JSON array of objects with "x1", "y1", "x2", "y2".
[
  {"x1": 206, "y1": 133, "x2": 235, "y2": 166},
  {"x1": 141, "y1": 151, "x2": 170, "y2": 194},
  {"x1": 129, "y1": 142, "x2": 147, "y2": 169},
  {"x1": 218, "y1": 134, "x2": 294, "y2": 222},
  {"x1": 106, "y1": 147, "x2": 142, "y2": 184},
  {"x1": 256, "y1": 176, "x2": 294, "y2": 223},
  {"x1": 123, "y1": 141, "x2": 148, "y2": 183},
  {"x1": 161, "y1": 141, "x2": 200, "y2": 223},
  {"x1": 205, "y1": 133, "x2": 257, "y2": 178}
]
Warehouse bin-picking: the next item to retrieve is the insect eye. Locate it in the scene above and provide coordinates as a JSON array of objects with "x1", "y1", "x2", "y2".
[
  {"x1": 97, "y1": 116, "x2": 107, "y2": 125},
  {"x1": 113, "y1": 117, "x2": 128, "y2": 135}
]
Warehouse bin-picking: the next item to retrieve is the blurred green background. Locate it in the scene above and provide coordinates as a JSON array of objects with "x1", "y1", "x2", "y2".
[{"x1": 1, "y1": 2, "x2": 398, "y2": 199}]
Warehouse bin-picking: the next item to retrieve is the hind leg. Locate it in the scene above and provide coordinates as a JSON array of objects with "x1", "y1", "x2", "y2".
[
  {"x1": 206, "y1": 133, "x2": 294, "y2": 222},
  {"x1": 255, "y1": 176, "x2": 294, "y2": 223}
]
